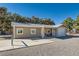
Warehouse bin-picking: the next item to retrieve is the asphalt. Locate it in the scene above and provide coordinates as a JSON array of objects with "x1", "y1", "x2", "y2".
[{"x1": 0, "y1": 37, "x2": 79, "y2": 56}]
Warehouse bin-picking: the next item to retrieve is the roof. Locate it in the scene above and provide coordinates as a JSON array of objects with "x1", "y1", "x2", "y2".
[
  {"x1": 11, "y1": 22, "x2": 64, "y2": 28},
  {"x1": 52, "y1": 24, "x2": 63, "y2": 28}
]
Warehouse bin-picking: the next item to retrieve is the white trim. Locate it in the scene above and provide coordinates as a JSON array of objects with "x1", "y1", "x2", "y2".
[
  {"x1": 30, "y1": 29, "x2": 36, "y2": 35},
  {"x1": 12, "y1": 24, "x2": 53, "y2": 28},
  {"x1": 16, "y1": 28, "x2": 23, "y2": 35}
]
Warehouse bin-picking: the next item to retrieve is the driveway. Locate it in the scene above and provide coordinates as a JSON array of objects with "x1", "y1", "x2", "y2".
[
  {"x1": 0, "y1": 37, "x2": 79, "y2": 56},
  {"x1": 0, "y1": 38, "x2": 54, "y2": 51},
  {"x1": 14, "y1": 39, "x2": 54, "y2": 46}
]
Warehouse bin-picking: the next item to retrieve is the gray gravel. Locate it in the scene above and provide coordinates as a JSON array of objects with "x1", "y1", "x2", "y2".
[{"x1": 0, "y1": 38, "x2": 79, "y2": 56}]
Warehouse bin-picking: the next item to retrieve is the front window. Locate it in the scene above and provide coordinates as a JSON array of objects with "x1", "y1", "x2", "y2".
[
  {"x1": 17, "y1": 28, "x2": 23, "y2": 35},
  {"x1": 31, "y1": 29, "x2": 36, "y2": 34}
]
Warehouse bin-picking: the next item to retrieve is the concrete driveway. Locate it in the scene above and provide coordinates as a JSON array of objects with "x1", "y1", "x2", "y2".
[
  {"x1": 1, "y1": 34, "x2": 79, "y2": 56},
  {"x1": 0, "y1": 37, "x2": 79, "y2": 55},
  {"x1": 14, "y1": 39, "x2": 54, "y2": 46},
  {"x1": 0, "y1": 38, "x2": 54, "y2": 51}
]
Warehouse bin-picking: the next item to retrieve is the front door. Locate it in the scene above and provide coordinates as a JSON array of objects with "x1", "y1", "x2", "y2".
[{"x1": 45, "y1": 28, "x2": 52, "y2": 37}]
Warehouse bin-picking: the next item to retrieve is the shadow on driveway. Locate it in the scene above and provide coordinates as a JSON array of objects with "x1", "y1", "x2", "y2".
[
  {"x1": 56, "y1": 34, "x2": 79, "y2": 40},
  {"x1": 21, "y1": 41, "x2": 28, "y2": 47},
  {"x1": 56, "y1": 36, "x2": 71, "y2": 40}
]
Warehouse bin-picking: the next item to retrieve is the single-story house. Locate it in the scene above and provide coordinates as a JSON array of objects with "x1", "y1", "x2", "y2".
[{"x1": 11, "y1": 22, "x2": 66, "y2": 39}]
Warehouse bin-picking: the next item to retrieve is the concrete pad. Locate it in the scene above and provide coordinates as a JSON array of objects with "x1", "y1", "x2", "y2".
[
  {"x1": 0, "y1": 38, "x2": 54, "y2": 51},
  {"x1": 12, "y1": 39, "x2": 54, "y2": 46}
]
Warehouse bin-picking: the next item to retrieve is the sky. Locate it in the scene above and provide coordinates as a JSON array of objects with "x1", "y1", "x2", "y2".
[{"x1": 0, "y1": 3, "x2": 79, "y2": 24}]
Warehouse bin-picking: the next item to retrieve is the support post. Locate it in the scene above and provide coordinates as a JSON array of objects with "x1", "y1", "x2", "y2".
[
  {"x1": 52, "y1": 29, "x2": 56, "y2": 37},
  {"x1": 11, "y1": 25, "x2": 15, "y2": 46},
  {"x1": 41, "y1": 27, "x2": 44, "y2": 38}
]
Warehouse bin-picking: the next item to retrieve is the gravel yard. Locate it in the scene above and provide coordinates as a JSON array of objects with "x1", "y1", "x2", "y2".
[{"x1": 0, "y1": 37, "x2": 79, "y2": 56}]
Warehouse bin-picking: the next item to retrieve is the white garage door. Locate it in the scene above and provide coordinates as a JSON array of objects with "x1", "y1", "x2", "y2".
[{"x1": 57, "y1": 27, "x2": 66, "y2": 37}]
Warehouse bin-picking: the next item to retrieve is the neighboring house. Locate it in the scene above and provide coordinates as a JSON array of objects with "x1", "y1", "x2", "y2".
[{"x1": 11, "y1": 22, "x2": 66, "y2": 39}]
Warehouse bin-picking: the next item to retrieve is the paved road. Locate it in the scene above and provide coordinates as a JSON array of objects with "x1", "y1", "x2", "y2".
[{"x1": 0, "y1": 38, "x2": 79, "y2": 56}]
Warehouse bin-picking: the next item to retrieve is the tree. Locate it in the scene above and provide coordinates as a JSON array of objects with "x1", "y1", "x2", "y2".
[
  {"x1": 73, "y1": 15, "x2": 79, "y2": 30},
  {"x1": 0, "y1": 7, "x2": 55, "y2": 35},
  {"x1": 0, "y1": 7, "x2": 7, "y2": 17},
  {"x1": 0, "y1": 7, "x2": 8, "y2": 34},
  {"x1": 41, "y1": 18, "x2": 55, "y2": 25},
  {"x1": 31, "y1": 16, "x2": 40, "y2": 24},
  {"x1": 63, "y1": 17, "x2": 74, "y2": 32},
  {"x1": 26, "y1": 17, "x2": 31, "y2": 23},
  {"x1": 75, "y1": 15, "x2": 79, "y2": 25}
]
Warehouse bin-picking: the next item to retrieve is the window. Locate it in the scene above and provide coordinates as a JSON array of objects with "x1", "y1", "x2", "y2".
[
  {"x1": 17, "y1": 28, "x2": 23, "y2": 35},
  {"x1": 31, "y1": 29, "x2": 36, "y2": 34}
]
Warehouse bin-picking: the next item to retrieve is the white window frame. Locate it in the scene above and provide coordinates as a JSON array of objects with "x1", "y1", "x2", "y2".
[
  {"x1": 16, "y1": 28, "x2": 23, "y2": 35},
  {"x1": 31, "y1": 29, "x2": 36, "y2": 35}
]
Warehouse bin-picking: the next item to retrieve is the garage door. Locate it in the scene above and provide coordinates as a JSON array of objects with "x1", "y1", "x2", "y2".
[{"x1": 57, "y1": 27, "x2": 66, "y2": 37}]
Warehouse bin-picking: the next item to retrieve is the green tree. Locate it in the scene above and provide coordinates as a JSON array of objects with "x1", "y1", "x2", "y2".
[
  {"x1": 31, "y1": 16, "x2": 40, "y2": 24},
  {"x1": 75, "y1": 15, "x2": 79, "y2": 25},
  {"x1": 0, "y1": 7, "x2": 56, "y2": 34},
  {"x1": 73, "y1": 15, "x2": 79, "y2": 30},
  {"x1": 63, "y1": 17, "x2": 74, "y2": 32},
  {"x1": 0, "y1": 7, "x2": 7, "y2": 34},
  {"x1": 41, "y1": 18, "x2": 55, "y2": 25}
]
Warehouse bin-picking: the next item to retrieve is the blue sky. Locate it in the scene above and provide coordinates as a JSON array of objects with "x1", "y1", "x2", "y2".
[{"x1": 0, "y1": 3, "x2": 79, "y2": 24}]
